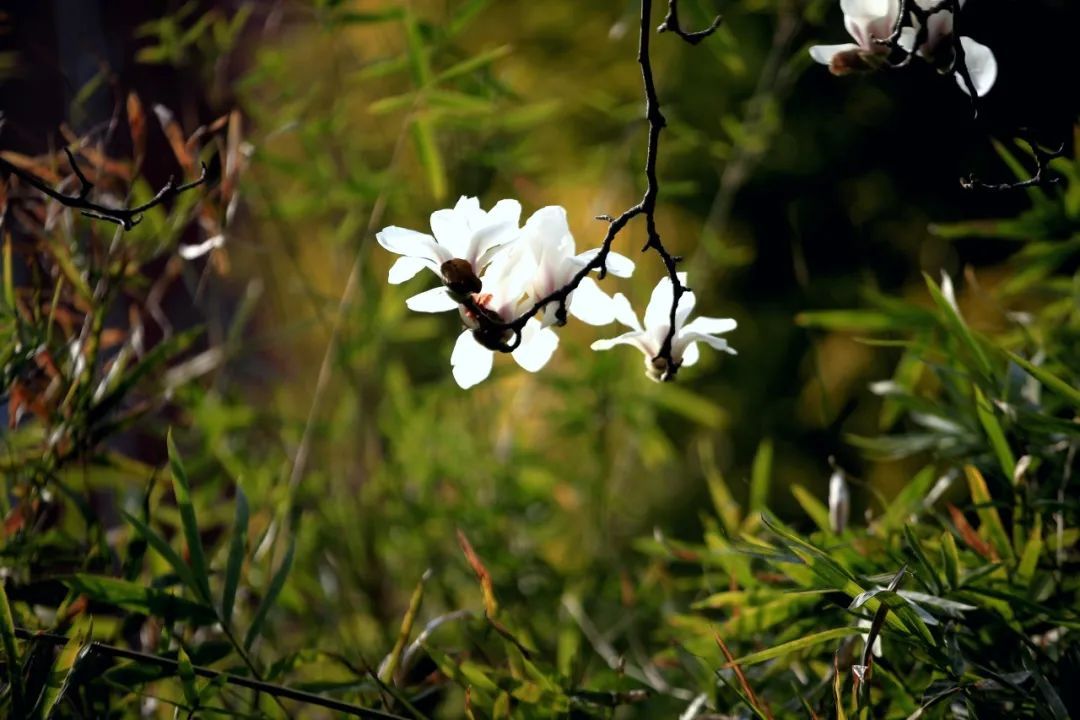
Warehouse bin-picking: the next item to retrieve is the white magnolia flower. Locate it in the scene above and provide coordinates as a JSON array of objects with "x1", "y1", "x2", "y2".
[
  {"x1": 376, "y1": 196, "x2": 521, "y2": 313},
  {"x1": 449, "y1": 248, "x2": 560, "y2": 389},
  {"x1": 517, "y1": 206, "x2": 634, "y2": 328},
  {"x1": 809, "y1": 0, "x2": 997, "y2": 97},
  {"x1": 591, "y1": 273, "x2": 736, "y2": 381}
]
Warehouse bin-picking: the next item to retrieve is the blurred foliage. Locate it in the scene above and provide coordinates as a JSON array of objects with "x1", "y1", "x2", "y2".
[{"x1": 0, "y1": 0, "x2": 1077, "y2": 717}]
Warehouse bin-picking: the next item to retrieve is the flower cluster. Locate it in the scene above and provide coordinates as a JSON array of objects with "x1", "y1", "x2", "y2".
[
  {"x1": 377, "y1": 197, "x2": 737, "y2": 388},
  {"x1": 809, "y1": 0, "x2": 997, "y2": 97}
]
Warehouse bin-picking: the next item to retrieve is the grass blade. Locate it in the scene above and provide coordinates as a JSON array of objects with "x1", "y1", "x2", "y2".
[
  {"x1": 221, "y1": 486, "x2": 249, "y2": 627},
  {"x1": 964, "y1": 466, "x2": 1015, "y2": 563},
  {"x1": 168, "y1": 429, "x2": 211, "y2": 603},
  {"x1": 121, "y1": 508, "x2": 199, "y2": 598},
  {"x1": 244, "y1": 534, "x2": 296, "y2": 651},
  {"x1": 0, "y1": 579, "x2": 24, "y2": 712},
  {"x1": 974, "y1": 387, "x2": 1016, "y2": 482},
  {"x1": 727, "y1": 627, "x2": 857, "y2": 667}
]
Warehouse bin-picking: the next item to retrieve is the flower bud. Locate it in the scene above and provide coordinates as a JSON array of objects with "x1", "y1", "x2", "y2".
[
  {"x1": 829, "y1": 468, "x2": 850, "y2": 534},
  {"x1": 441, "y1": 258, "x2": 482, "y2": 300}
]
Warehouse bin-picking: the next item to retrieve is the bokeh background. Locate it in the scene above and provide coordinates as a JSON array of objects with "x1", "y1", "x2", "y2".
[{"x1": 2, "y1": 0, "x2": 1078, "y2": 714}]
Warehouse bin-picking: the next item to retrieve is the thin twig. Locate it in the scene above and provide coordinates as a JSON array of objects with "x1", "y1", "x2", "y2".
[
  {"x1": 0, "y1": 148, "x2": 207, "y2": 230},
  {"x1": 13, "y1": 628, "x2": 408, "y2": 719},
  {"x1": 658, "y1": 0, "x2": 723, "y2": 45},
  {"x1": 961, "y1": 131, "x2": 1066, "y2": 191}
]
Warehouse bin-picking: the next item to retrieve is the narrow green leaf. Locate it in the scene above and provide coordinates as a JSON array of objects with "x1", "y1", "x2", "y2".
[
  {"x1": 37, "y1": 629, "x2": 91, "y2": 719},
  {"x1": 0, "y1": 579, "x2": 24, "y2": 712},
  {"x1": 974, "y1": 387, "x2": 1016, "y2": 482},
  {"x1": 221, "y1": 487, "x2": 249, "y2": 627},
  {"x1": 941, "y1": 531, "x2": 960, "y2": 589},
  {"x1": 168, "y1": 429, "x2": 211, "y2": 603},
  {"x1": 1016, "y1": 514, "x2": 1043, "y2": 589},
  {"x1": 923, "y1": 273, "x2": 993, "y2": 379},
  {"x1": 434, "y1": 44, "x2": 512, "y2": 84},
  {"x1": 964, "y1": 466, "x2": 1015, "y2": 563},
  {"x1": 1006, "y1": 352, "x2": 1080, "y2": 409},
  {"x1": 64, "y1": 575, "x2": 216, "y2": 625},
  {"x1": 244, "y1": 534, "x2": 296, "y2": 651},
  {"x1": 749, "y1": 438, "x2": 773, "y2": 517},
  {"x1": 121, "y1": 509, "x2": 200, "y2": 599},
  {"x1": 728, "y1": 627, "x2": 857, "y2": 666},
  {"x1": 177, "y1": 647, "x2": 199, "y2": 708},
  {"x1": 790, "y1": 484, "x2": 830, "y2": 533},
  {"x1": 379, "y1": 569, "x2": 430, "y2": 684}
]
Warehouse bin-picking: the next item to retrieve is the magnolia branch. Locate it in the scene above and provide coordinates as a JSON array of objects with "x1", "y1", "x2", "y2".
[
  {"x1": 961, "y1": 132, "x2": 1065, "y2": 191},
  {"x1": 469, "y1": 0, "x2": 702, "y2": 380},
  {"x1": 0, "y1": 147, "x2": 207, "y2": 230},
  {"x1": 658, "y1": 0, "x2": 723, "y2": 45}
]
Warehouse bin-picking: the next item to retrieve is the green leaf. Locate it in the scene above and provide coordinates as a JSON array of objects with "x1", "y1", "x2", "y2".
[
  {"x1": 434, "y1": 44, "x2": 512, "y2": 84},
  {"x1": 974, "y1": 387, "x2": 1016, "y2": 482},
  {"x1": 221, "y1": 487, "x2": 249, "y2": 627},
  {"x1": 121, "y1": 509, "x2": 200, "y2": 600},
  {"x1": 728, "y1": 627, "x2": 857, "y2": 666},
  {"x1": 177, "y1": 647, "x2": 199, "y2": 709},
  {"x1": 168, "y1": 430, "x2": 211, "y2": 603},
  {"x1": 37, "y1": 628, "x2": 91, "y2": 719},
  {"x1": 1016, "y1": 514, "x2": 1043, "y2": 589},
  {"x1": 64, "y1": 575, "x2": 217, "y2": 625},
  {"x1": 790, "y1": 484, "x2": 831, "y2": 533},
  {"x1": 244, "y1": 534, "x2": 296, "y2": 651},
  {"x1": 923, "y1": 273, "x2": 993, "y2": 380},
  {"x1": 941, "y1": 531, "x2": 960, "y2": 590},
  {"x1": 1006, "y1": 352, "x2": 1080, "y2": 409},
  {"x1": 0, "y1": 579, "x2": 24, "y2": 712},
  {"x1": 749, "y1": 438, "x2": 773, "y2": 518},
  {"x1": 964, "y1": 466, "x2": 1015, "y2": 564}
]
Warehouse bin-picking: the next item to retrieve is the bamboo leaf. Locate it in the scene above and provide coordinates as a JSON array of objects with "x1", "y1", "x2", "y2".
[
  {"x1": 749, "y1": 438, "x2": 773, "y2": 517},
  {"x1": 964, "y1": 466, "x2": 1015, "y2": 563},
  {"x1": 1006, "y1": 352, "x2": 1080, "y2": 409},
  {"x1": 974, "y1": 386, "x2": 1016, "y2": 482},
  {"x1": 168, "y1": 429, "x2": 211, "y2": 603},
  {"x1": 790, "y1": 483, "x2": 831, "y2": 533},
  {"x1": 0, "y1": 579, "x2": 23, "y2": 712},
  {"x1": 244, "y1": 534, "x2": 296, "y2": 651},
  {"x1": 728, "y1": 627, "x2": 857, "y2": 666},
  {"x1": 121, "y1": 509, "x2": 200, "y2": 600},
  {"x1": 221, "y1": 487, "x2": 249, "y2": 627}
]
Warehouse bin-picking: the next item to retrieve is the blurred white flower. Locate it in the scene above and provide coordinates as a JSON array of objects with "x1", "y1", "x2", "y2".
[
  {"x1": 809, "y1": 0, "x2": 996, "y2": 97},
  {"x1": 591, "y1": 273, "x2": 736, "y2": 381},
  {"x1": 515, "y1": 206, "x2": 634, "y2": 328},
  {"x1": 376, "y1": 196, "x2": 521, "y2": 313},
  {"x1": 829, "y1": 468, "x2": 851, "y2": 534}
]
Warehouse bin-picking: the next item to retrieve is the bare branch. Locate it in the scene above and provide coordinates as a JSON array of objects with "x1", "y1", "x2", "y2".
[
  {"x1": 961, "y1": 132, "x2": 1066, "y2": 191},
  {"x1": 658, "y1": 0, "x2": 722, "y2": 46},
  {"x1": 0, "y1": 148, "x2": 208, "y2": 230}
]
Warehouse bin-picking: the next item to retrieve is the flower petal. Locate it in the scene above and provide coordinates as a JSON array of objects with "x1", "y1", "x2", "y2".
[
  {"x1": 590, "y1": 330, "x2": 652, "y2": 355},
  {"x1": 451, "y1": 331, "x2": 494, "y2": 389},
  {"x1": 956, "y1": 37, "x2": 996, "y2": 97},
  {"x1": 681, "y1": 339, "x2": 701, "y2": 367},
  {"x1": 678, "y1": 331, "x2": 737, "y2": 356},
  {"x1": 809, "y1": 43, "x2": 861, "y2": 65},
  {"x1": 430, "y1": 208, "x2": 471, "y2": 258},
  {"x1": 571, "y1": 248, "x2": 635, "y2": 278},
  {"x1": 675, "y1": 289, "x2": 697, "y2": 330},
  {"x1": 681, "y1": 316, "x2": 737, "y2": 336},
  {"x1": 644, "y1": 273, "x2": 687, "y2": 331},
  {"x1": 406, "y1": 287, "x2": 459, "y2": 313},
  {"x1": 568, "y1": 276, "x2": 616, "y2": 326},
  {"x1": 387, "y1": 256, "x2": 430, "y2": 285},
  {"x1": 513, "y1": 321, "x2": 559, "y2": 372},
  {"x1": 487, "y1": 199, "x2": 522, "y2": 228},
  {"x1": 611, "y1": 292, "x2": 643, "y2": 331},
  {"x1": 377, "y1": 226, "x2": 448, "y2": 267}
]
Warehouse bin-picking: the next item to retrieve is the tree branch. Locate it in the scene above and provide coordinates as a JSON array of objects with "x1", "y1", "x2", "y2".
[
  {"x1": 466, "y1": 0, "x2": 709, "y2": 380},
  {"x1": 658, "y1": 0, "x2": 722, "y2": 46},
  {"x1": 961, "y1": 132, "x2": 1065, "y2": 191},
  {"x1": 0, "y1": 148, "x2": 207, "y2": 230}
]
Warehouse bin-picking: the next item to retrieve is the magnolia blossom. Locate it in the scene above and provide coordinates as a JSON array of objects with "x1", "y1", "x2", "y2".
[
  {"x1": 376, "y1": 196, "x2": 521, "y2": 313},
  {"x1": 515, "y1": 206, "x2": 635, "y2": 328},
  {"x1": 450, "y1": 250, "x2": 560, "y2": 389},
  {"x1": 591, "y1": 273, "x2": 736, "y2": 381},
  {"x1": 809, "y1": 0, "x2": 997, "y2": 97}
]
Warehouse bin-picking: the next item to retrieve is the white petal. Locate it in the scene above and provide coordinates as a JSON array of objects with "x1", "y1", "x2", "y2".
[
  {"x1": 678, "y1": 331, "x2": 737, "y2": 356},
  {"x1": 611, "y1": 292, "x2": 643, "y2": 331},
  {"x1": 387, "y1": 256, "x2": 429, "y2": 285},
  {"x1": 377, "y1": 226, "x2": 448, "y2": 267},
  {"x1": 681, "y1": 316, "x2": 737, "y2": 336},
  {"x1": 451, "y1": 331, "x2": 494, "y2": 389},
  {"x1": 468, "y1": 221, "x2": 518, "y2": 268},
  {"x1": 675, "y1": 289, "x2": 697, "y2": 330},
  {"x1": 567, "y1": 276, "x2": 616, "y2": 326},
  {"x1": 486, "y1": 199, "x2": 522, "y2": 228},
  {"x1": 179, "y1": 234, "x2": 225, "y2": 260},
  {"x1": 681, "y1": 340, "x2": 701, "y2": 367},
  {"x1": 809, "y1": 43, "x2": 861, "y2": 65},
  {"x1": 523, "y1": 206, "x2": 572, "y2": 246},
  {"x1": 405, "y1": 287, "x2": 459, "y2": 313},
  {"x1": 513, "y1": 321, "x2": 559, "y2": 372},
  {"x1": 956, "y1": 37, "x2": 996, "y2": 97},
  {"x1": 590, "y1": 330, "x2": 652, "y2": 355},
  {"x1": 429, "y1": 208, "x2": 471, "y2": 258},
  {"x1": 644, "y1": 273, "x2": 686, "y2": 331},
  {"x1": 572, "y1": 249, "x2": 635, "y2": 278}
]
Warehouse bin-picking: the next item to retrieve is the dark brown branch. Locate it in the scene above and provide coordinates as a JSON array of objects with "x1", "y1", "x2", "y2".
[
  {"x1": 961, "y1": 132, "x2": 1065, "y2": 191},
  {"x1": 0, "y1": 148, "x2": 207, "y2": 230},
  {"x1": 464, "y1": 0, "x2": 708, "y2": 380},
  {"x1": 14, "y1": 627, "x2": 408, "y2": 719},
  {"x1": 658, "y1": 0, "x2": 722, "y2": 46}
]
